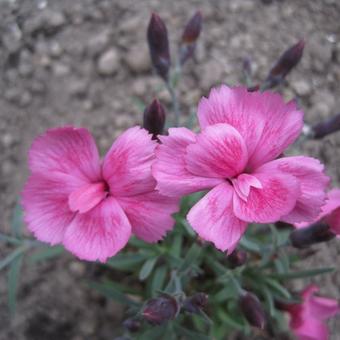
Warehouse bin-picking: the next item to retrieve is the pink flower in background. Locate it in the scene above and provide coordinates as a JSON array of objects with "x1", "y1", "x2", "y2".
[
  {"x1": 285, "y1": 285, "x2": 339, "y2": 340},
  {"x1": 295, "y1": 189, "x2": 340, "y2": 235},
  {"x1": 22, "y1": 126, "x2": 178, "y2": 262},
  {"x1": 153, "y1": 85, "x2": 329, "y2": 253}
]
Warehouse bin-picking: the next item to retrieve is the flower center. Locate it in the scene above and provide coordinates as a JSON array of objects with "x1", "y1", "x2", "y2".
[
  {"x1": 68, "y1": 181, "x2": 109, "y2": 214},
  {"x1": 231, "y1": 173, "x2": 262, "y2": 202}
]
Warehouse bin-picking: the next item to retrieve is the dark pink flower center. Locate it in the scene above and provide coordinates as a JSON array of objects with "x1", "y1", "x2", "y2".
[
  {"x1": 68, "y1": 180, "x2": 110, "y2": 214},
  {"x1": 231, "y1": 173, "x2": 263, "y2": 202}
]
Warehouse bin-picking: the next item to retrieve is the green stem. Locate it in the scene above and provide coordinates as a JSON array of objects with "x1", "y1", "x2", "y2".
[{"x1": 166, "y1": 81, "x2": 180, "y2": 127}]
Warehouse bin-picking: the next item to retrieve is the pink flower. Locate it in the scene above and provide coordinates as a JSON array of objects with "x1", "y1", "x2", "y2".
[
  {"x1": 295, "y1": 189, "x2": 340, "y2": 235},
  {"x1": 153, "y1": 85, "x2": 329, "y2": 252},
  {"x1": 285, "y1": 285, "x2": 339, "y2": 340},
  {"x1": 22, "y1": 126, "x2": 178, "y2": 262}
]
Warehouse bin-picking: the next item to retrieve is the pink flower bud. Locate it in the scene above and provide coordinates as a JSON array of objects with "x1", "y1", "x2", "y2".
[
  {"x1": 239, "y1": 292, "x2": 266, "y2": 329},
  {"x1": 226, "y1": 249, "x2": 247, "y2": 268},
  {"x1": 147, "y1": 13, "x2": 171, "y2": 81},
  {"x1": 264, "y1": 39, "x2": 305, "y2": 89},
  {"x1": 143, "y1": 98, "x2": 166, "y2": 140},
  {"x1": 142, "y1": 294, "x2": 179, "y2": 325},
  {"x1": 312, "y1": 113, "x2": 340, "y2": 139},
  {"x1": 183, "y1": 292, "x2": 208, "y2": 314},
  {"x1": 290, "y1": 222, "x2": 335, "y2": 248},
  {"x1": 179, "y1": 11, "x2": 203, "y2": 65}
]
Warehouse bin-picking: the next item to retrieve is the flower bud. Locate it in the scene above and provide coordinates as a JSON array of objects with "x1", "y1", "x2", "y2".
[
  {"x1": 123, "y1": 318, "x2": 141, "y2": 332},
  {"x1": 143, "y1": 98, "x2": 166, "y2": 140},
  {"x1": 226, "y1": 249, "x2": 247, "y2": 269},
  {"x1": 312, "y1": 113, "x2": 340, "y2": 139},
  {"x1": 183, "y1": 292, "x2": 208, "y2": 314},
  {"x1": 239, "y1": 292, "x2": 266, "y2": 329},
  {"x1": 147, "y1": 13, "x2": 171, "y2": 81},
  {"x1": 181, "y1": 11, "x2": 202, "y2": 44},
  {"x1": 264, "y1": 39, "x2": 305, "y2": 89},
  {"x1": 179, "y1": 11, "x2": 203, "y2": 65},
  {"x1": 290, "y1": 222, "x2": 335, "y2": 249},
  {"x1": 142, "y1": 294, "x2": 179, "y2": 325}
]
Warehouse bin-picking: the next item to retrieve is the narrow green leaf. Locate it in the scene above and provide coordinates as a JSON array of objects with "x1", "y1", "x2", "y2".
[
  {"x1": 213, "y1": 286, "x2": 238, "y2": 303},
  {"x1": 262, "y1": 286, "x2": 276, "y2": 317},
  {"x1": 87, "y1": 281, "x2": 140, "y2": 307},
  {"x1": 128, "y1": 236, "x2": 151, "y2": 249},
  {"x1": 264, "y1": 277, "x2": 291, "y2": 299},
  {"x1": 139, "y1": 257, "x2": 158, "y2": 281},
  {"x1": 8, "y1": 254, "x2": 23, "y2": 316},
  {"x1": 10, "y1": 203, "x2": 23, "y2": 238},
  {"x1": 105, "y1": 252, "x2": 149, "y2": 271},
  {"x1": 174, "y1": 324, "x2": 210, "y2": 340},
  {"x1": 0, "y1": 234, "x2": 22, "y2": 245},
  {"x1": 239, "y1": 236, "x2": 261, "y2": 253},
  {"x1": 0, "y1": 244, "x2": 30, "y2": 272},
  {"x1": 217, "y1": 309, "x2": 245, "y2": 331},
  {"x1": 170, "y1": 233, "x2": 182, "y2": 258},
  {"x1": 139, "y1": 324, "x2": 167, "y2": 339},
  {"x1": 178, "y1": 243, "x2": 201, "y2": 273},
  {"x1": 176, "y1": 216, "x2": 196, "y2": 237},
  {"x1": 151, "y1": 265, "x2": 167, "y2": 294},
  {"x1": 29, "y1": 246, "x2": 64, "y2": 264},
  {"x1": 270, "y1": 267, "x2": 334, "y2": 280}
]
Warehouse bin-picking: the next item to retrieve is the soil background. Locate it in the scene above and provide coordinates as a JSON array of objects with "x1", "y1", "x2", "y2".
[{"x1": 1, "y1": 0, "x2": 340, "y2": 339}]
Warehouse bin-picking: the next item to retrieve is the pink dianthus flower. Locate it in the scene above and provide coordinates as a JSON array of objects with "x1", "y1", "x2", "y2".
[
  {"x1": 295, "y1": 189, "x2": 340, "y2": 235},
  {"x1": 22, "y1": 126, "x2": 178, "y2": 262},
  {"x1": 153, "y1": 85, "x2": 329, "y2": 252},
  {"x1": 284, "y1": 285, "x2": 339, "y2": 340}
]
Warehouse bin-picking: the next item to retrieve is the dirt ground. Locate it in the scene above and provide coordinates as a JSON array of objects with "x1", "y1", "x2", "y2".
[{"x1": 1, "y1": 0, "x2": 340, "y2": 339}]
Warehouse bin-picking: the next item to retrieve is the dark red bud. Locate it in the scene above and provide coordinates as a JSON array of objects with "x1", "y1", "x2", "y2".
[
  {"x1": 179, "y1": 11, "x2": 202, "y2": 65},
  {"x1": 290, "y1": 222, "x2": 335, "y2": 249},
  {"x1": 226, "y1": 249, "x2": 247, "y2": 269},
  {"x1": 142, "y1": 294, "x2": 179, "y2": 325},
  {"x1": 143, "y1": 98, "x2": 166, "y2": 140},
  {"x1": 123, "y1": 318, "x2": 141, "y2": 332},
  {"x1": 312, "y1": 113, "x2": 340, "y2": 139},
  {"x1": 181, "y1": 11, "x2": 202, "y2": 44},
  {"x1": 147, "y1": 13, "x2": 171, "y2": 81},
  {"x1": 239, "y1": 292, "x2": 266, "y2": 329},
  {"x1": 183, "y1": 292, "x2": 208, "y2": 314},
  {"x1": 264, "y1": 39, "x2": 305, "y2": 89}
]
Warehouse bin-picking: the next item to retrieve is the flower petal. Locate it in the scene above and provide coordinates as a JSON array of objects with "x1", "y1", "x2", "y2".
[
  {"x1": 118, "y1": 192, "x2": 179, "y2": 243},
  {"x1": 68, "y1": 182, "x2": 107, "y2": 214},
  {"x1": 63, "y1": 197, "x2": 131, "y2": 262},
  {"x1": 29, "y1": 126, "x2": 101, "y2": 182},
  {"x1": 301, "y1": 284, "x2": 339, "y2": 322},
  {"x1": 187, "y1": 183, "x2": 247, "y2": 253},
  {"x1": 256, "y1": 157, "x2": 329, "y2": 224},
  {"x1": 310, "y1": 296, "x2": 339, "y2": 320},
  {"x1": 247, "y1": 94, "x2": 303, "y2": 169},
  {"x1": 233, "y1": 168, "x2": 300, "y2": 223},
  {"x1": 153, "y1": 127, "x2": 222, "y2": 197},
  {"x1": 102, "y1": 126, "x2": 157, "y2": 197},
  {"x1": 21, "y1": 174, "x2": 77, "y2": 245},
  {"x1": 197, "y1": 86, "x2": 265, "y2": 158},
  {"x1": 185, "y1": 123, "x2": 248, "y2": 179},
  {"x1": 326, "y1": 207, "x2": 340, "y2": 235},
  {"x1": 323, "y1": 189, "x2": 340, "y2": 215},
  {"x1": 292, "y1": 318, "x2": 329, "y2": 340}
]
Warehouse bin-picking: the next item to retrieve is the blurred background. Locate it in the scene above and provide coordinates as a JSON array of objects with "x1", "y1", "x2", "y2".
[{"x1": 0, "y1": 0, "x2": 340, "y2": 339}]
